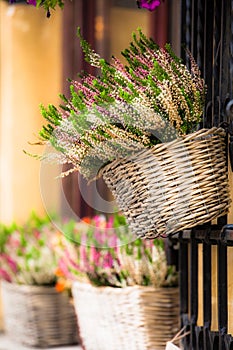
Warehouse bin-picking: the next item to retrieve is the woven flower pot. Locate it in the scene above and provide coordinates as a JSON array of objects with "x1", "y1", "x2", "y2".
[
  {"x1": 1, "y1": 281, "x2": 79, "y2": 348},
  {"x1": 101, "y1": 127, "x2": 231, "y2": 239},
  {"x1": 72, "y1": 281, "x2": 179, "y2": 350}
]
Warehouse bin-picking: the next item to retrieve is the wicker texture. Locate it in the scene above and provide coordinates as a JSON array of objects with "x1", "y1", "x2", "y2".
[
  {"x1": 101, "y1": 127, "x2": 231, "y2": 239},
  {"x1": 1, "y1": 281, "x2": 79, "y2": 348},
  {"x1": 72, "y1": 282, "x2": 179, "y2": 350}
]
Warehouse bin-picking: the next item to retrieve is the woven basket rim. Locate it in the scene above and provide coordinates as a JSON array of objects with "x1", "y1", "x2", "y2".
[
  {"x1": 99, "y1": 126, "x2": 226, "y2": 177},
  {"x1": 1, "y1": 280, "x2": 57, "y2": 294},
  {"x1": 72, "y1": 281, "x2": 179, "y2": 293}
]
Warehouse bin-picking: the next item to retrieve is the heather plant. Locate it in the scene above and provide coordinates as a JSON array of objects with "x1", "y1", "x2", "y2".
[
  {"x1": 36, "y1": 28, "x2": 206, "y2": 180},
  {"x1": 0, "y1": 212, "x2": 59, "y2": 285},
  {"x1": 54, "y1": 214, "x2": 178, "y2": 288}
]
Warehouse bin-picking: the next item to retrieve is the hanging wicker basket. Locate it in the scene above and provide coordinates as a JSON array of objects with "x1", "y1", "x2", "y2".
[
  {"x1": 101, "y1": 127, "x2": 231, "y2": 239},
  {"x1": 1, "y1": 281, "x2": 79, "y2": 348},
  {"x1": 72, "y1": 282, "x2": 179, "y2": 350}
]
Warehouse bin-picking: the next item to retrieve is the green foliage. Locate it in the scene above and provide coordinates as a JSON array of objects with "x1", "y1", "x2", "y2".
[
  {"x1": 39, "y1": 104, "x2": 62, "y2": 140},
  {"x1": 35, "y1": 0, "x2": 64, "y2": 16},
  {"x1": 0, "y1": 222, "x2": 18, "y2": 253}
]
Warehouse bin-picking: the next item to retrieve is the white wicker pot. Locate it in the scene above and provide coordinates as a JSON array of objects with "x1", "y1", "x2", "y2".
[
  {"x1": 1, "y1": 281, "x2": 79, "y2": 348},
  {"x1": 72, "y1": 281, "x2": 180, "y2": 350}
]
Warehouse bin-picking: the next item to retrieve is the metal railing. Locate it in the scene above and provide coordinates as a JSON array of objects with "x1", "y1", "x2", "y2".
[
  {"x1": 172, "y1": 225, "x2": 233, "y2": 349},
  {"x1": 176, "y1": 1, "x2": 233, "y2": 348}
]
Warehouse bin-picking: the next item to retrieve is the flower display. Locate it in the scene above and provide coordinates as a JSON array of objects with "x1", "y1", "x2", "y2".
[
  {"x1": 0, "y1": 212, "x2": 60, "y2": 286},
  {"x1": 54, "y1": 214, "x2": 178, "y2": 288},
  {"x1": 35, "y1": 28, "x2": 206, "y2": 180}
]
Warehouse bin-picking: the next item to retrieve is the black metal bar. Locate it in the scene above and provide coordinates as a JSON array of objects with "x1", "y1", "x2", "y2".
[
  {"x1": 203, "y1": 241, "x2": 212, "y2": 350},
  {"x1": 178, "y1": 232, "x2": 191, "y2": 348},
  {"x1": 211, "y1": 0, "x2": 220, "y2": 127},
  {"x1": 190, "y1": 232, "x2": 198, "y2": 349},
  {"x1": 203, "y1": 0, "x2": 214, "y2": 129},
  {"x1": 218, "y1": 241, "x2": 228, "y2": 350},
  {"x1": 173, "y1": 225, "x2": 233, "y2": 245},
  {"x1": 179, "y1": 238, "x2": 189, "y2": 321}
]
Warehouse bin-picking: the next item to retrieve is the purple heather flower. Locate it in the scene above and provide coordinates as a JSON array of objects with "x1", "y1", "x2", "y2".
[
  {"x1": 137, "y1": 0, "x2": 162, "y2": 11},
  {"x1": 9, "y1": 0, "x2": 36, "y2": 4},
  {"x1": 27, "y1": 0, "x2": 37, "y2": 5}
]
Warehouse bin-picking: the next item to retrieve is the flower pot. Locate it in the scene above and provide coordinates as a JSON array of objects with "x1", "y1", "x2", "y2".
[
  {"x1": 72, "y1": 281, "x2": 179, "y2": 350},
  {"x1": 1, "y1": 281, "x2": 79, "y2": 348},
  {"x1": 101, "y1": 127, "x2": 231, "y2": 239}
]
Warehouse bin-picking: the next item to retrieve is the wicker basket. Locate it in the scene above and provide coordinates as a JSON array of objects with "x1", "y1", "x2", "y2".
[
  {"x1": 1, "y1": 281, "x2": 79, "y2": 348},
  {"x1": 101, "y1": 127, "x2": 231, "y2": 239},
  {"x1": 72, "y1": 281, "x2": 179, "y2": 350}
]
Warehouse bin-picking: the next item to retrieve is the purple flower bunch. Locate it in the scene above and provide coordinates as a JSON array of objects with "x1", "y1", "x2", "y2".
[
  {"x1": 54, "y1": 214, "x2": 178, "y2": 288},
  {"x1": 9, "y1": 0, "x2": 36, "y2": 4},
  {"x1": 137, "y1": 0, "x2": 163, "y2": 11}
]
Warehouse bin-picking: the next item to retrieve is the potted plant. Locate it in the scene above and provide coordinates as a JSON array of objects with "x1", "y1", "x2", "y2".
[
  {"x1": 33, "y1": 28, "x2": 230, "y2": 239},
  {"x1": 54, "y1": 213, "x2": 179, "y2": 350},
  {"x1": 0, "y1": 212, "x2": 78, "y2": 348}
]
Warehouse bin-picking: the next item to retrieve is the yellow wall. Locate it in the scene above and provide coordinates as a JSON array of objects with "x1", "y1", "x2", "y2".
[
  {"x1": 109, "y1": 7, "x2": 149, "y2": 60},
  {"x1": 0, "y1": 1, "x2": 62, "y2": 330},
  {"x1": 0, "y1": 2, "x2": 62, "y2": 224}
]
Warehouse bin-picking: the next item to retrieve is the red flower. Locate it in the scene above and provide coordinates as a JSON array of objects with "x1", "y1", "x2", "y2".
[{"x1": 137, "y1": 0, "x2": 162, "y2": 11}]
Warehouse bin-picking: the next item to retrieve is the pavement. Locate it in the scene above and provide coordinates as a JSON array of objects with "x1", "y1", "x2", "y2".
[{"x1": 0, "y1": 332, "x2": 82, "y2": 350}]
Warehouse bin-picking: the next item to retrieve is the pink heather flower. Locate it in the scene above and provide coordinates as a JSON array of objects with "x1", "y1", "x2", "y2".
[
  {"x1": 65, "y1": 250, "x2": 81, "y2": 272},
  {"x1": 102, "y1": 251, "x2": 113, "y2": 269},
  {"x1": 58, "y1": 258, "x2": 74, "y2": 280},
  {"x1": 93, "y1": 228, "x2": 103, "y2": 245},
  {"x1": 93, "y1": 215, "x2": 106, "y2": 228},
  {"x1": 80, "y1": 244, "x2": 87, "y2": 263},
  {"x1": 2, "y1": 254, "x2": 18, "y2": 273},
  {"x1": 110, "y1": 233, "x2": 118, "y2": 249},
  {"x1": 0, "y1": 268, "x2": 12, "y2": 282},
  {"x1": 7, "y1": 234, "x2": 20, "y2": 248},
  {"x1": 90, "y1": 247, "x2": 101, "y2": 266},
  {"x1": 33, "y1": 229, "x2": 41, "y2": 239},
  {"x1": 137, "y1": 0, "x2": 162, "y2": 11},
  {"x1": 106, "y1": 216, "x2": 114, "y2": 229}
]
